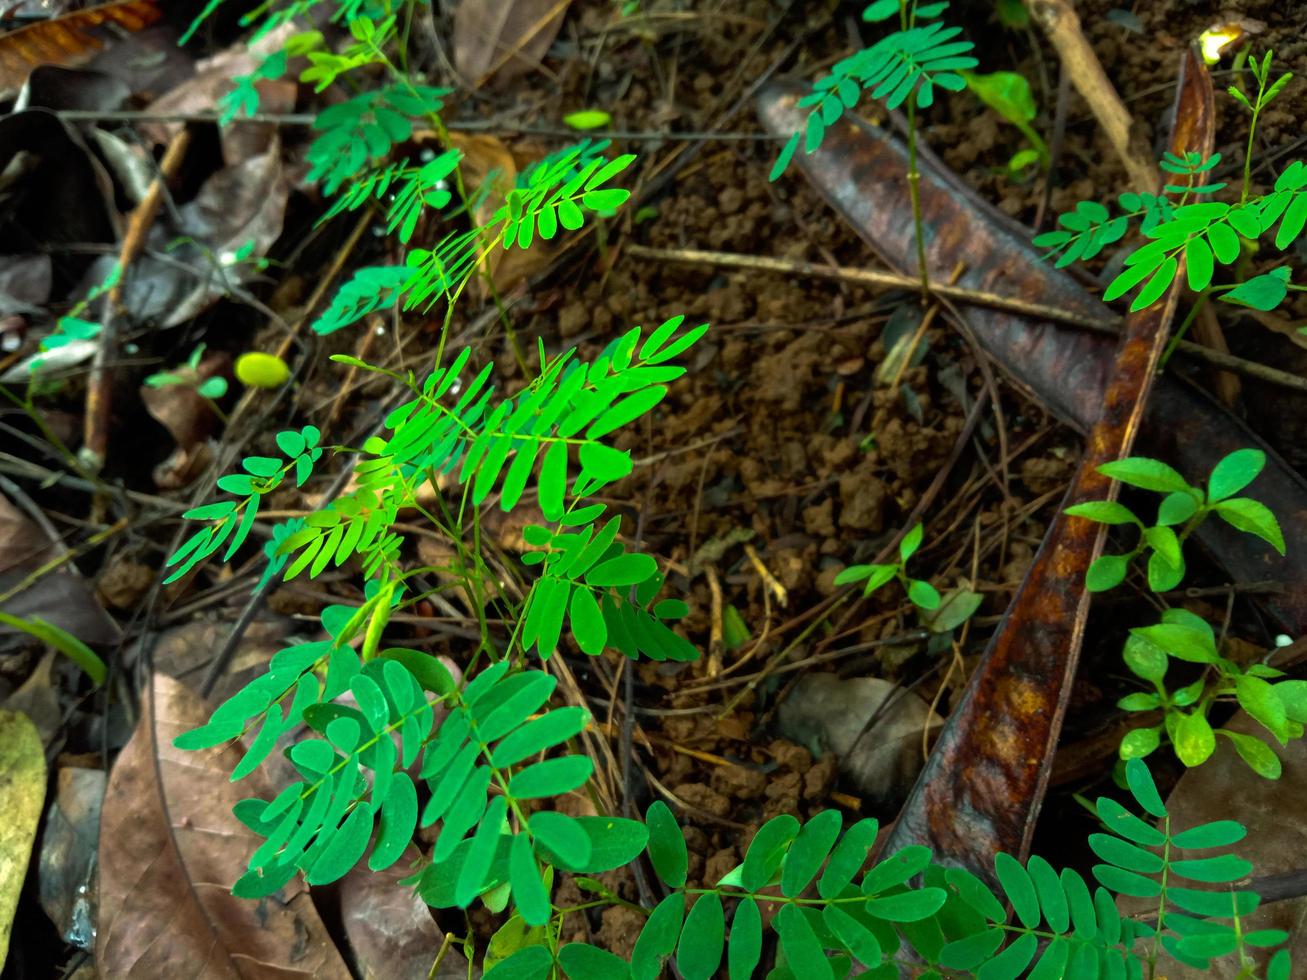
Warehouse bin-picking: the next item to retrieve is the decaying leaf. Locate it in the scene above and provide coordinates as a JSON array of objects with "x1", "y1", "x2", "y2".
[
  {"x1": 454, "y1": 0, "x2": 571, "y2": 87},
  {"x1": 97, "y1": 673, "x2": 351, "y2": 979},
  {"x1": 0, "y1": 709, "x2": 46, "y2": 969},
  {"x1": 339, "y1": 846, "x2": 468, "y2": 979},
  {"x1": 0, "y1": 0, "x2": 161, "y2": 94},
  {"x1": 38, "y1": 766, "x2": 106, "y2": 949},
  {"x1": 0, "y1": 493, "x2": 120, "y2": 645},
  {"x1": 777, "y1": 674, "x2": 942, "y2": 805}
]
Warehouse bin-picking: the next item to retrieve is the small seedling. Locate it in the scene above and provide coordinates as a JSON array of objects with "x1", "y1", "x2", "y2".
[{"x1": 145, "y1": 344, "x2": 229, "y2": 401}]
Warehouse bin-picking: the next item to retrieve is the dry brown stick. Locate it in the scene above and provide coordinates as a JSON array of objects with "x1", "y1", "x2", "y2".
[
  {"x1": 82, "y1": 128, "x2": 192, "y2": 474},
  {"x1": 626, "y1": 241, "x2": 1116, "y2": 329},
  {"x1": 627, "y1": 242, "x2": 1307, "y2": 395},
  {"x1": 1028, "y1": 0, "x2": 1158, "y2": 193}
]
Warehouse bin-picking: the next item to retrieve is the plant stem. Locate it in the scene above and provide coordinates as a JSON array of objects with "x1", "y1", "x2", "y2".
[{"x1": 906, "y1": 99, "x2": 931, "y2": 301}]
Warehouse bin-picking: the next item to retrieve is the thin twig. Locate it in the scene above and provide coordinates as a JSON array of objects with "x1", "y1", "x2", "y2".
[
  {"x1": 83, "y1": 128, "x2": 192, "y2": 475},
  {"x1": 628, "y1": 243, "x2": 1307, "y2": 394}
]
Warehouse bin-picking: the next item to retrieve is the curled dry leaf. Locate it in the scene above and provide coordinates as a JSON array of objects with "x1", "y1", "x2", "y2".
[
  {"x1": 0, "y1": 709, "x2": 46, "y2": 969},
  {"x1": 38, "y1": 765, "x2": 106, "y2": 949},
  {"x1": 97, "y1": 672, "x2": 352, "y2": 979},
  {"x1": 777, "y1": 673, "x2": 942, "y2": 805},
  {"x1": 454, "y1": 0, "x2": 572, "y2": 87},
  {"x1": 0, "y1": 0, "x2": 161, "y2": 94}
]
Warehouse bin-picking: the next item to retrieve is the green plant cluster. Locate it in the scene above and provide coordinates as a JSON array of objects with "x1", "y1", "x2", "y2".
[
  {"x1": 770, "y1": 0, "x2": 977, "y2": 180},
  {"x1": 834, "y1": 522, "x2": 943, "y2": 611},
  {"x1": 154, "y1": 0, "x2": 1300, "y2": 976},
  {"x1": 1036, "y1": 52, "x2": 1305, "y2": 315},
  {"x1": 1065, "y1": 449, "x2": 1294, "y2": 779}
]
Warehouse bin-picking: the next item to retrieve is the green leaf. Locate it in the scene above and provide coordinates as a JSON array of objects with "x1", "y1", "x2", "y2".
[
  {"x1": 1223, "y1": 729, "x2": 1282, "y2": 779},
  {"x1": 306, "y1": 804, "x2": 372, "y2": 885},
  {"x1": 1120, "y1": 726, "x2": 1161, "y2": 760},
  {"x1": 1086, "y1": 554, "x2": 1128, "y2": 592},
  {"x1": 676, "y1": 892, "x2": 724, "y2": 980},
  {"x1": 528, "y1": 810, "x2": 595, "y2": 872},
  {"x1": 1064, "y1": 500, "x2": 1140, "y2": 525},
  {"x1": 483, "y1": 944, "x2": 553, "y2": 980},
  {"x1": 510, "y1": 833, "x2": 552, "y2": 927},
  {"x1": 566, "y1": 816, "x2": 648, "y2": 872},
  {"x1": 1027, "y1": 855, "x2": 1069, "y2": 932},
  {"x1": 994, "y1": 853, "x2": 1040, "y2": 928},
  {"x1": 509, "y1": 756, "x2": 593, "y2": 799},
  {"x1": 1123, "y1": 633, "x2": 1168, "y2": 682},
  {"x1": 823, "y1": 905, "x2": 884, "y2": 967},
  {"x1": 1185, "y1": 234, "x2": 1215, "y2": 291},
  {"x1": 568, "y1": 587, "x2": 607, "y2": 655},
  {"x1": 1087, "y1": 833, "x2": 1163, "y2": 874},
  {"x1": 1125, "y1": 757, "x2": 1168, "y2": 817},
  {"x1": 1099, "y1": 457, "x2": 1191, "y2": 493},
  {"x1": 864, "y1": 888, "x2": 947, "y2": 922},
  {"x1": 1215, "y1": 497, "x2": 1285, "y2": 554},
  {"x1": 646, "y1": 800, "x2": 688, "y2": 887},
  {"x1": 862, "y1": 844, "x2": 932, "y2": 895},
  {"x1": 1208, "y1": 448, "x2": 1266, "y2": 501},
  {"x1": 774, "y1": 904, "x2": 833, "y2": 980},
  {"x1": 1132, "y1": 623, "x2": 1218, "y2": 663},
  {"x1": 781, "y1": 810, "x2": 843, "y2": 897},
  {"x1": 939, "y1": 929, "x2": 1005, "y2": 971},
  {"x1": 945, "y1": 866, "x2": 1006, "y2": 922},
  {"x1": 491, "y1": 706, "x2": 589, "y2": 768},
  {"x1": 558, "y1": 943, "x2": 633, "y2": 980},
  {"x1": 370, "y1": 772, "x2": 418, "y2": 871},
  {"x1": 1092, "y1": 863, "x2": 1160, "y2": 898},
  {"x1": 0, "y1": 614, "x2": 106, "y2": 686},
  {"x1": 1237, "y1": 674, "x2": 1290, "y2": 742},
  {"x1": 1170, "y1": 886, "x2": 1258, "y2": 917},
  {"x1": 632, "y1": 893, "x2": 683, "y2": 980},
  {"x1": 907, "y1": 579, "x2": 941, "y2": 610},
  {"x1": 1169, "y1": 853, "x2": 1253, "y2": 883},
  {"x1": 1222, "y1": 267, "x2": 1290, "y2": 311},
  {"x1": 899, "y1": 523, "x2": 924, "y2": 561},
  {"x1": 818, "y1": 817, "x2": 879, "y2": 899},
  {"x1": 1157, "y1": 490, "x2": 1199, "y2": 526},
  {"x1": 458, "y1": 796, "x2": 508, "y2": 905},
  {"x1": 863, "y1": 0, "x2": 900, "y2": 22},
  {"x1": 771, "y1": 131, "x2": 801, "y2": 182},
  {"x1": 977, "y1": 932, "x2": 1037, "y2": 980},
  {"x1": 585, "y1": 553, "x2": 657, "y2": 588},
  {"x1": 728, "y1": 897, "x2": 763, "y2": 980},
  {"x1": 741, "y1": 814, "x2": 800, "y2": 890},
  {"x1": 1170, "y1": 819, "x2": 1246, "y2": 849},
  {"x1": 1096, "y1": 797, "x2": 1166, "y2": 846}
]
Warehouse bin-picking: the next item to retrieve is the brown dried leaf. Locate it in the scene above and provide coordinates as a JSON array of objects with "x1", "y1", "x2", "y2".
[
  {"x1": 0, "y1": 493, "x2": 120, "y2": 645},
  {"x1": 97, "y1": 673, "x2": 351, "y2": 979},
  {"x1": 446, "y1": 132, "x2": 555, "y2": 294},
  {"x1": 38, "y1": 765, "x2": 106, "y2": 948},
  {"x1": 340, "y1": 846, "x2": 468, "y2": 979},
  {"x1": 453, "y1": 0, "x2": 571, "y2": 87},
  {"x1": 0, "y1": 0, "x2": 161, "y2": 93}
]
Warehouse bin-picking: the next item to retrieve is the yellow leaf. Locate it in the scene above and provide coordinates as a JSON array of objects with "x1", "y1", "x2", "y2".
[{"x1": 0, "y1": 710, "x2": 46, "y2": 969}]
